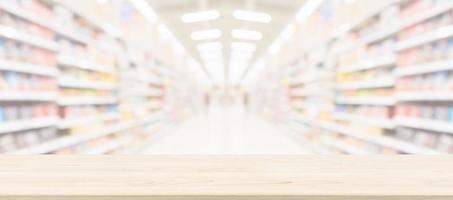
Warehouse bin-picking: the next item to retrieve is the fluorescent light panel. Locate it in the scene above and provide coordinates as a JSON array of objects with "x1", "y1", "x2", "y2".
[
  {"x1": 191, "y1": 29, "x2": 222, "y2": 40},
  {"x1": 232, "y1": 29, "x2": 263, "y2": 40},
  {"x1": 182, "y1": 10, "x2": 220, "y2": 23},
  {"x1": 233, "y1": 10, "x2": 272, "y2": 23}
]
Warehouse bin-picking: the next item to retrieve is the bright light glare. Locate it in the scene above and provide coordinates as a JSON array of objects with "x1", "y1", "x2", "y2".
[
  {"x1": 130, "y1": 0, "x2": 157, "y2": 23},
  {"x1": 200, "y1": 51, "x2": 223, "y2": 60},
  {"x1": 296, "y1": 0, "x2": 323, "y2": 23},
  {"x1": 197, "y1": 42, "x2": 223, "y2": 52},
  {"x1": 205, "y1": 60, "x2": 224, "y2": 84},
  {"x1": 232, "y1": 29, "x2": 263, "y2": 40},
  {"x1": 229, "y1": 60, "x2": 249, "y2": 84},
  {"x1": 158, "y1": 24, "x2": 173, "y2": 40},
  {"x1": 281, "y1": 24, "x2": 296, "y2": 40},
  {"x1": 181, "y1": 10, "x2": 220, "y2": 23},
  {"x1": 230, "y1": 51, "x2": 253, "y2": 60},
  {"x1": 191, "y1": 29, "x2": 222, "y2": 40},
  {"x1": 231, "y1": 42, "x2": 256, "y2": 52},
  {"x1": 233, "y1": 10, "x2": 272, "y2": 23}
]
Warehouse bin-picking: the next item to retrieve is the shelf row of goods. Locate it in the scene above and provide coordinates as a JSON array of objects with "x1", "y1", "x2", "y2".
[
  {"x1": 0, "y1": 0, "x2": 174, "y2": 154},
  {"x1": 256, "y1": 0, "x2": 453, "y2": 154}
]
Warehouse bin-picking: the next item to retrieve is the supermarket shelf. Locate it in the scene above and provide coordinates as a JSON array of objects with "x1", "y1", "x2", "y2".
[
  {"x1": 0, "y1": 117, "x2": 59, "y2": 135},
  {"x1": 338, "y1": 55, "x2": 396, "y2": 74},
  {"x1": 333, "y1": 112, "x2": 395, "y2": 129},
  {"x1": 395, "y1": 117, "x2": 453, "y2": 135},
  {"x1": 396, "y1": 25, "x2": 453, "y2": 51},
  {"x1": 360, "y1": 3, "x2": 453, "y2": 44},
  {"x1": 58, "y1": 97, "x2": 118, "y2": 106},
  {"x1": 292, "y1": 73, "x2": 335, "y2": 84},
  {"x1": 290, "y1": 88, "x2": 334, "y2": 97},
  {"x1": 0, "y1": 59, "x2": 58, "y2": 77},
  {"x1": 58, "y1": 113, "x2": 120, "y2": 129},
  {"x1": 57, "y1": 55, "x2": 115, "y2": 73},
  {"x1": 121, "y1": 89, "x2": 164, "y2": 97},
  {"x1": 320, "y1": 137, "x2": 369, "y2": 155},
  {"x1": 336, "y1": 77, "x2": 395, "y2": 90},
  {"x1": 12, "y1": 115, "x2": 163, "y2": 154},
  {"x1": 0, "y1": 1, "x2": 54, "y2": 30},
  {"x1": 336, "y1": 96, "x2": 395, "y2": 106},
  {"x1": 396, "y1": 91, "x2": 453, "y2": 101},
  {"x1": 318, "y1": 121, "x2": 443, "y2": 155},
  {"x1": 53, "y1": 25, "x2": 91, "y2": 44},
  {"x1": 0, "y1": 92, "x2": 58, "y2": 101},
  {"x1": 394, "y1": 59, "x2": 453, "y2": 77},
  {"x1": 289, "y1": 112, "x2": 438, "y2": 154},
  {"x1": 399, "y1": 3, "x2": 453, "y2": 32},
  {"x1": 361, "y1": 25, "x2": 399, "y2": 44},
  {"x1": 59, "y1": 77, "x2": 118, "y2": 90},
  {"x1": 0, "y1": 25, "x2": 57, "y2": 51},
  {"x1": 83, "y1": 137, "x2": 133, "y2": 155}
]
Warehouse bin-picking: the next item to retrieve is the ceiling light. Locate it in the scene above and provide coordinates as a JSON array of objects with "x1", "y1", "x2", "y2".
[
  {"x1": 233, "y1": 10, "x2": 272, "y2": 23},
  {"x1": 191, "y1": 29, "x2": 222, "y2": 40},
  {"x1": 197, "y1": 42, "x2": 223, "y2": 52},
  {"x1": 231, "y1": 42, "x2": 256, "y2": 52},
  {"x1": 232, "y1": 29, "x2": 263, "y2": 40},
  {"x1": 130, "y1": 0, "x2": 157, "y2": 23},
  {"x1": 182, "y1": 10, "x2": 220, "y2": 23}
]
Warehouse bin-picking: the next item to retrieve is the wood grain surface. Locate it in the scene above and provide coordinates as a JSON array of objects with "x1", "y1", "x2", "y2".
[{"x1": 0, "y1": 156, "x2": 452, "y2": 200}]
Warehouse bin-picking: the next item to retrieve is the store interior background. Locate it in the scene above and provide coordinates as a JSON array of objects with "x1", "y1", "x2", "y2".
[{"x1": 0, "y1": 0, "x2": 452, "y2": 154}]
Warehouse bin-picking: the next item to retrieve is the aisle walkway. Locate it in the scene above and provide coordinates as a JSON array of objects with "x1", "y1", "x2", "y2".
[{"x1": 143, "y1": 105, "x2": 310, "y2": 154}]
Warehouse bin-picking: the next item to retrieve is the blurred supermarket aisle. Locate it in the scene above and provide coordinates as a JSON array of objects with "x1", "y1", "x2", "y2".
[{"x1": 143, "y1": 103, "x2": 310, "y2": 154}]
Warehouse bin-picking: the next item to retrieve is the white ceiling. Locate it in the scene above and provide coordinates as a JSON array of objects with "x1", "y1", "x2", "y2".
[{"x1": 148, "y1": 0, "x2": 306, "y2": 85}]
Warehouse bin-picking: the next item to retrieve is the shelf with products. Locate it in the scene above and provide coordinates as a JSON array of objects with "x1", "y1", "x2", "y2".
[
  {"x1": 82, "y1": 136, "x2": 134, "y2": 155},
  {"x1": 394, "y1": 58, "x2": 453, "y2": 77},
  {"x1": 58, "y1": 105, "x2": 119, "y2": 130},
  {"x1": 317, "y1": 120, "x2": 442, "y2": 154},
  {"x1": 11, "y1": 114, "x2": 163, "y2": 154},
  {"x1": 393, "y1": 0, "x2": 453, "y2": 152},
  {"x1": 333, "y1": 109, "x2": 395, "y2": 129},
  {"x1": 362, "y1": 1, "x2": 453, "y2": 44},
  {"x1": 0, "y1": 0, "x2": 59, "y2": 153},
  {"x1": 336, "y1": 95, "x2": 396, "y2": 106},
  {"x1": 58, "y1": 76, "x2": 118, "y2": 91},
  {"x1": 319, "y1": 135, "x2": 370, "y2": 155},
  {"x1": 0, "y1": 116, "x2": 58, "y2": 135},
  {"x1": 336, "y1": 77, "x2": 395, "y2": 90},
  {"x1": 0, "y1": 59, "x2": 58, "y2": 77},
  {"x1": 57, "y1": 95, "x2": 118, "y2": 106}
]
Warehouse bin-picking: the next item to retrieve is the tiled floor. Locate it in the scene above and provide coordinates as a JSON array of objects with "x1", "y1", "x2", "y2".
[{"x1": 143, "y1": 104, "x2": 310, "y2": 154}]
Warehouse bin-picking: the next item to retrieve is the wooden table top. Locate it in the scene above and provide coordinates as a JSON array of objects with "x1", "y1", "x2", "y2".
[{"x1": 0, "y1": 156, "x2": 452, "y2": 200}]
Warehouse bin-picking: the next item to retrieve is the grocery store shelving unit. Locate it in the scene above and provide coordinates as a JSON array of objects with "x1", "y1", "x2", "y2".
[
  {"x1": 0, "y1": 0, "x2": 172, "y2": 154},
  {"x1": 0, "y1": 0, "x2": 60, "y2": 153},
  {"x1": 262, "y1": 0, "x2": 453, "y2": 154}
]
